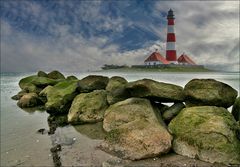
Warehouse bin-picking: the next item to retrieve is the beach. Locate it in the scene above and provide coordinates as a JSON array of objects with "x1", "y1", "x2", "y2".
[{"x1": 1, "y1": 71, "x2": 239, "y2": 166}]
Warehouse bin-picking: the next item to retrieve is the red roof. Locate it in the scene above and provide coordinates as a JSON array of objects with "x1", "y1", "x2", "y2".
[
  {"x1": 177, "y1": 53, "x2": 196, "y2": 65},
  {"x1": 144, "y1": 52, "x2": 170, "y2": 64}
]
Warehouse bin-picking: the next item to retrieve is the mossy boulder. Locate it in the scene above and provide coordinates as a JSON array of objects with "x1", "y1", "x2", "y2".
[
  {"x1": 101, "y1": 98, "x2": 172, "y2": 160},
  {"x1": 168, "y1": 106, "x2": 240, "y2": 165},
  {"x1": 68, "y1": 90, "x2": 108, "y2": 124},
  {"x1": 184, "y1": 79, "x2": 238, "y2": 108},
  {"x1": 77, "y1": 75, "x2": 109, "y2": 93},
  {"x1": 232, "y1": 97, "x2": 240, "y2": 121},
  {"x1": 162, "y1": 103, "x2": 185, "y2": 123},
  {"x1": 47, "y1": 70, "x2": 65, "y2": 80},
  {"x1": 106, "y1": 76, "x2": 130, "y2": 105},
  {"x1": 126, "y1": 79, "x2": 184, "y2": 102},
  {"x1": 66, "y1": 75, "x2": 78, "y2": 80},
  {"x1": 45, "y1": 80, "x2": 78, "y2": 114},
  {"x1": 37, "y1": 71, "x2": 48, "y2": 77},
  {"x1": 19, "y1": 75, "x2": 41, "y2": 93},
  {"x1": 19, "y1": 75, "x2": 59, "y2": 93},
  {"x1": 39, "y1": 86, "x2": 53, "y2": 103},
  {"x1": 17, "y1": 93, "x2": 43, "y2": 108}
]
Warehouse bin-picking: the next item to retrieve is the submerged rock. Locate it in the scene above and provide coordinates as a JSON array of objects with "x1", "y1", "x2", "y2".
[
  {"x1": 106, "y1": 76, "x2": 130, "y2": 105},
  {"x1": 68, "y1": 90, "x2": 108, "y2": 124},
  {"x1": 126, "y1": 79, "x2": 184, "y2": 102},
  {"x1": 232, "y1": 97, "x2": 240, "y2": 121},
  {"x1": 17, "y1": 93, "x2": 42, "y2": 108},
  {"x1": 184, "y1": 79, "x2": 238, "y2": 108},
  {"x1": 162, "y1": 103, "x2": 185, "y2": 123},
  {"x1": 101, "y1": 98, "x2": 172, "y2": 160},
  {"x1": 47, "y1": 70, "x2": 65, "y2": 80},
  {"x1": 45, "y1": 80, "x2": 78, "y2": 114},
  {"x1": 168, "y1": 106, "x2": 240, "y2": 165},
  {"x1": 77, "y1": 75, "x2": 109, "y2": 93}
]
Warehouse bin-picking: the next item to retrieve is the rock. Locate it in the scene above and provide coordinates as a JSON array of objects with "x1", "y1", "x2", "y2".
[
  {"x1": 168, "y1": 106, "x2": 240, "y2": 165},
  {"x1": 163, "y1": 103, "x2": 185, "y2": 123},
  {"x1": 126, "y1": 79, "x2": 184, "y2": 102},
  {"x1": 77, "y1": 75, "x2": 109, "y2": 93},
  {"x1": 39, "y1": 85, "x2": 53, "y2": 103},
  {"x1": 106, "y1": 76, "x2": 130, "y2": 105},
  {"x1": 68, "y1": 90, "x2": 108, "y2": 124},
  {"x1": 47, "y1": 70, "x2": 65, "y2": 80},
  {"x1": 37, "y1": 71, "x2": 48, "y2": 77},
  {"x1": 66, "y1": 75, "x2": 78, "y2": 80},
  {"x1": 19, "y1": 75, "x2": 41, "y2": 93},
  {"x1": 17, "y1": 93, "x2": 42, "y2": 108},
  {"x1": 11, "y1": 90, "x2": 28, "y2": 100},
  {"x1": 101, "y1": 98, "x2": 172, "y2": 160},
  {"x1": 19, "y1": 75, "x2": 58, "y2": 93},
  {"x1": 184, "y1": 79, "x2": 238, "y2": 108},
  {"x1": 232, "y1": 97, "x2": 240, "y2": 121},
  {"x1": 45, "y1": 80, "x2": 78, "y2": 114},
  {"x1": 31, "y1": 77, "x2": 58, "y2": 88}
]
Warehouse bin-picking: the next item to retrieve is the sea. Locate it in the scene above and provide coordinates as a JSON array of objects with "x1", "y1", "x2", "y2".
[{"x1": 0, "y1": 71, "x2": 239, "y2": 166}]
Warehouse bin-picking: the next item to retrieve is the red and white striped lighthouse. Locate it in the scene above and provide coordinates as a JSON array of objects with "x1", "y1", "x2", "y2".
[{"x1": 166, "y1": 9, "x2": 177, "y2": 63}]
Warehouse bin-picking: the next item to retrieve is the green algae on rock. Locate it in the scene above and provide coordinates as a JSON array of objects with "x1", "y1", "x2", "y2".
[
  {"x1": 101, "y1": 98, "x2": 172, "y2": 160},
  {"x1": 45, "y1": 80, "x2": 78, "y2": 114},
  {"x1": 126, "y1": 79, "x2": 184, "y2": 102},
  {"x1": 77, "y1": 75, "x2": 109, "y2": 93},
  {"x1": 68, "y1": 90, "x2": 108, "y2": 124},
  {"x1": 37, "y1": 71, "x2": 48, "y2": 77},
  {"x1": 232, "y1": 97, "x2": 240, "y2": 121},
  {"x1": 168, "y1": 106, "x2": 240, "y2": 165},
  {"x1": 106, "y1": 76, "x2": 130, "y2": 105},
  {"x1": 47, "y1": 70, "x2": 65, "y2": 80},
  {"x1": 184, "y1": 79, "x2": 238, "y2": 108}
]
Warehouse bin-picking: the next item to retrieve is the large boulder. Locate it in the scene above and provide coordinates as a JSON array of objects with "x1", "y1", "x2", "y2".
[
  {"x1": 100, "y1": 98, "x2": 172, "y2": 160},
  {"x1": 126, "y1": 79, "x2": 184, "y2": 102},
  {"x1": 45, "y1": 80, "x2": 78, "y2": 114},
  {"x1": 168, "y1": 106, "x2": 240, "y2": 165},
  {"x1": 47, "y1": 70, "x2": 65, "y2": 80},
  {"x1": 106, "y1": 76, "x2": 130, "y2": 105},
  {"x1": 77, "y1": 75, "x2": 109, "y2": 93},
  {"x1": 19, "y1": 75, "x2": 41, "y2": 93},
  {"x1": 19, "y1": 75, "x2": 58, "y2": 93},
  {"x1": 232, "y1": 97, "x2": 240, "y2": 121},
  {"x1": 68, "y1": 90, "x2": 108, "y2": 124},
  {"x1": 184, "y1": 79, "x2": 238, "y2": 108},
  {"x1": 17, "y1": 93, "x2": 42, "y2": 108}
]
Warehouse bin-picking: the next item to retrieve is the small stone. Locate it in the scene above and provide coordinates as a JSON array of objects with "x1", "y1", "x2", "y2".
[{"x1": 36, "y1": 140, "x2": 39, "y2": 143}]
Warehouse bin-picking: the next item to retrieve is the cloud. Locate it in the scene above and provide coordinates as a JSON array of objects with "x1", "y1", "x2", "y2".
[{"x1": 0, "y1": 0, "x2": 239, "y2": 72}]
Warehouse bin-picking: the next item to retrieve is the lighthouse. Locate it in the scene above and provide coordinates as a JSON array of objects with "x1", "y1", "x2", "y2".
[{"x1": 166, "y1": 9, "x2": 177, "y2": 64}]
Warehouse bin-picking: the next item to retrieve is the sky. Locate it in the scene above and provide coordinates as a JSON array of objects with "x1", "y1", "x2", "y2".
[{"x1": 1, "y1": 0, "x2": 239, "y2": 72}]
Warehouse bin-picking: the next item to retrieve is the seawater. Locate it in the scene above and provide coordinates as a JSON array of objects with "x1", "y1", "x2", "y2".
[{"x1": 1, "y1": 71, "x2": 239, "y2": 166}]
